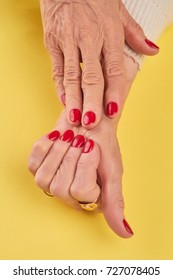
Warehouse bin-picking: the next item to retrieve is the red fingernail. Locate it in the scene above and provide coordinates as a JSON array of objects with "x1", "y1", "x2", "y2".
[
  {"x1": 83, "y1": 139, "x2": 94, "y2": 153},
  {"x1": 61, "y1": 94, "x2": 66, "y2": 106},
  {"x1": 60, "y1": 130, "x2": 74, "y2": 143},
  {"x1": 145, "y1": 39, "x2": 159, "y2": 49},
  {"x1": 48, "y1": 130, "x2": 60, "y2": 141},
  {"x1": 106, "y1": 102, "x2": 118, "y2": 116},
  {"x1": 83, "y1": 111, "x2": 96, "y2": 125},
  {"x1": 123, "y1": 219, "x2": 134, "y2": 235},
  {"x1": 70, "y1": 109, "x2": 81, "y2": 123},
  {"x1": 71, "y1": 135, "x2": 85, "y2": 148}
]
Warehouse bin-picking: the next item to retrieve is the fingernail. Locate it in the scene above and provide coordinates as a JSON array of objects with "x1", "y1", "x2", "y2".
[
  {"x1": 48, "y1": 130, "x2": 60, "y2": 141},
  {"x1": 123, "y1": 219, "x2": 134, "y2": 235},
  {"x1": 71, "y1": 135, "x2": 85, "y2": 148},
  {"x1": 61, "y1": 94, "x2": 66, "y2": 106},
  {"x1": 60, "y1": 130, "x2": 74, "y2": 143},
  {"x1": 70, "y1": 109, "x2": 81, "y2": 123},
  {"x1": 106, "y1": 102, "x2": 118, "y2": 116},
  {"x1": 83, "y1": 139, "x2": 94, "y2": 153},
  {"x1": 83, "y1": 111, "x2": 96, "y2": 125},
  {"x1": 145, "y1": 38, "x2": 159, "y2": 49}
]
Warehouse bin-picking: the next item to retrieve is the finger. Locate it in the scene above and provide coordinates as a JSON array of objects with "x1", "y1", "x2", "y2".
[
  {"x1": 120, "y1": 3, "x2": 159, "y2": 55},
  {"x1": 28, "y1": 130, "x2": 60, "y2": 175},
  {"x1": 101, "y1": 141, "x2": 134, "y2": 238},
  {"x1": 79, "y1": 30, "x2": 104, "y2": 129},
  {"x1": 102, "y1": 178, "x2": 134, "y2": 238},
  {"x1": 44, "y1": 33, "x2": 66, "y2": 105},
  {"x1": 61, "y1": 21, "x2": 83, "y2": 126},
  {"x1": 34, "y1": 130, "x2": 74, "y2": 192},
  {"x1": 102, "y1": 18, "x2": 126, "y2": 119},
  {"x1": 50, "y1": 135, "x2": 86, "y2": 209},
  {"x1": 70, "y1": 140, "x2": 100, "y2": 203}
]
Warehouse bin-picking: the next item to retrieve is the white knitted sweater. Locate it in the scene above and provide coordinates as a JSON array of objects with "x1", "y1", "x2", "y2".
[{"x1": 123, "y1": 0, "x2": 173, "y2": 65}]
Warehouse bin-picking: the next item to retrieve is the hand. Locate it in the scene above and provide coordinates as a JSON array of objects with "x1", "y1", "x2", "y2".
[
  {"x1": 28, "y1": 110, "x2": 134, "y2": 238},
  {"x1": 40, "y1": 0, "x2": 159, "y2": 129}
]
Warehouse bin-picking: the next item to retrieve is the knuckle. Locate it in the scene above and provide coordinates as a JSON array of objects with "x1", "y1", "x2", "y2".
[
  {"x1": 32, "y1": 141, "x2": 47, "y2": 156},
  {"x1": 62, "y1": 153, "x2": 74, "y2": 165},
  {"x1": 77, "y1": 159, "x2": 91, "y2": 169},
  {"x1": 79, "y1": 25, "x2": 93, "y2": 37},
  {"x1": 49, "y1": 177, "x2": 58, "y2": 195},
  {"x1": 64, "y1": 63, "x2": 80, "y2": 84},
  {"x1": 82, "y1": 62, "x2": 103, "y2": 87},
  {"x1": 125, "y1": 19, "x2": 143, "y2": 38},
  {"x1": 70, "y1": 171, "x2": 85, "y2": 198},
  {"x1": 133, "y1": 22, "x2": 143, "y2": 34},
  {"x1": 28, "y1": 158, "x2": 37, "y2": 173},
  {"x1": 105, "y1": 59, "x2": 124, "y2": 78},
  {"x1": 70, "y1": 186, "x2": 80, "y2": 200},
  {"x1": 82, "y1": 70, "x2": 103, "y2": 86},
  {"x1": 79, "y1": 26, "x2": 98, "y2": 44},
  {"x1": 61, "y1": 23, "x2": 73, "y2": 38},
  {"x1": 50, "y1": 182, "x2": 60, "y2": 197},
  {"x1": 115, "y1": 196, "x2": 125, "y2": 210},
  {"x1": 70, "y1": 182, "x2": 83, "y2": 200},
  {"x1": 35, "y1": 171, "x2": 48, "y2": 189},
  {"x1": 50, "y1": 175, "x2": 66, "y2": 198},
  {"x1": 53, "y1": 66, "x2": 64, "y2": 80}
]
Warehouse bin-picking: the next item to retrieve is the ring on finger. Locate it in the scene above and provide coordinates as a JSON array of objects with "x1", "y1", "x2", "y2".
[
  {"x1": 78, "y1": 196, "x2": 100, "y2": 211},
  {"x1": 44, "y1": 190, "x2": 54, "y2": 197}
]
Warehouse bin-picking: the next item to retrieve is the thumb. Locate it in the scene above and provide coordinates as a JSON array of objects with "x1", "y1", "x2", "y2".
[
  {"x1": 100, "y1": 141, "x2": 134, "y2": 238},
  {"x1": 102, "y1": 178, "x2": 134, "y2": 238},
  {"x1": 120, "y1": 3, "x2": 159, "y2": 56}
]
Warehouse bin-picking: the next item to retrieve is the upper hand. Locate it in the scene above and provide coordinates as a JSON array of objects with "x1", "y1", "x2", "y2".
[{"x1": 40, "y1": 0, "x2": 159, "y2": 129}]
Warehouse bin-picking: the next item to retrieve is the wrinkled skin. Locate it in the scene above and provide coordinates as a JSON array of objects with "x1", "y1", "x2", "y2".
[{"x1": 40, "y1": 0, "x2": 159, "y2": 129}]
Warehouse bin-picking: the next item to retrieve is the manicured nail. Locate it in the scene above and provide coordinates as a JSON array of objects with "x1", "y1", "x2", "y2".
[
  {"x1": 70, "y1": 109, "x2": 81, "y2": 123},
  {"x1": 48, "y1": 130, "x2": 60, "y2": 141},
  {"x1": 83, "y1": 139, "x2": 94, "y2": 153},
  {"x1": 106, "y1": 102, "x2": 118, "y2": 116},
  {"x1": 83, "y1": 111, "x2": 96, "y2": 125},
  {"x1": 60, "y1": 130, "x2": 74, "y2": 143},
  {"x1": 145, "y1": 38, "x2": 159, "y2": 49},
  {"x1": 61, "y1": 93, "x2": 66, "y2": 106},
  {"x1": 123, "y1": 219, "x2": 134, "y2": 235},
  {"x1": 71, "y1": 135, "x2": 85, "y2": 148}
]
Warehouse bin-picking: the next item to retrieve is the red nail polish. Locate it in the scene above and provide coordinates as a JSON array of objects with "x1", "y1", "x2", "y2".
[
  {"x1": 70, "y1": 109, "x2": 81, "y2": 123},
  {"x1": 106, "y1": 102, "x2": 118, "y2": 116},
  {"x1": 83, "y1": 111, "x2": 96, "y2": 125},
  {"x1": 83, "y1": 139, "x2": 94, "y2": 153},
  {"x1": 145, "y1": 39, "x2": 159, "y2": 49},
  {"x1": 48, "y1": 130, "x2": 60, "y2": 141},
  {"x1": 71, "y1": 135, "x2": 85, "y2": 148},
  {"x1": 61, "y1": 94, "x2": 66, "y2": 106},
  {"x1": 123, "y1": 219, "x2": 134, "y2": 235},
  {"x1": 60, "y1": 130, "x2": 74, "y2": 142}
]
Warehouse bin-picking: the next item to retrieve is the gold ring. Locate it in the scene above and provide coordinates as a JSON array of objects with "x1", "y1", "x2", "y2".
[
  {"x1": 44, "y1": 191, "x2": 54, "y2": 197},
  {"x1": 79, "y1": 197, "x2": 100, "y2": 211}
]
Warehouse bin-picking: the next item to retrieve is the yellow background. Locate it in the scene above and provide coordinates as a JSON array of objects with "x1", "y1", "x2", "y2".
[{"x1": 0, "y1": 0, "x2": 173, "y2": 260}]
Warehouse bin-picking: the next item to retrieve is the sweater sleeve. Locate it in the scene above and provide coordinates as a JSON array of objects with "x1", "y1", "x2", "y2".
[{"x1": 122, "y1": 0, "x2": 173, "y2": 66}]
